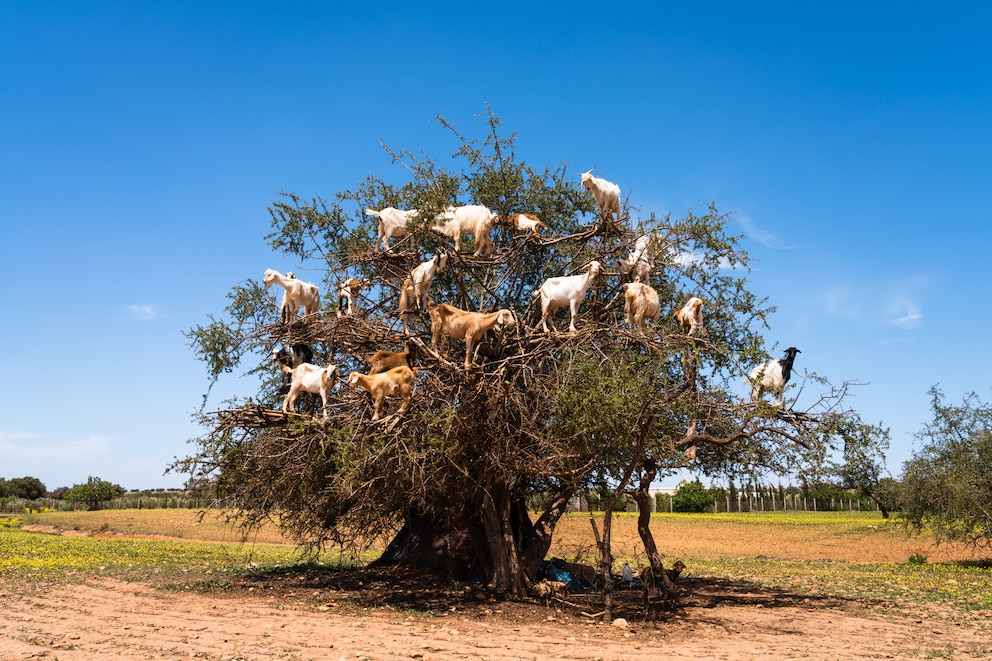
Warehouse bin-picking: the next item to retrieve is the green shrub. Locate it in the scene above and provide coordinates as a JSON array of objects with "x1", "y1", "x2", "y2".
[{"x1": 672, "y1": 479, "x2": 715, "y2": 513}]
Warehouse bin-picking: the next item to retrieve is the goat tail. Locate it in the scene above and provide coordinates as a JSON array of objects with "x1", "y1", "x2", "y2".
[
  {"x1": 364, "y1": 208, "x2": 379, "y2": 217},
  {"x1": 531, "y1": 289, "x2": 541, "y2": 300}
]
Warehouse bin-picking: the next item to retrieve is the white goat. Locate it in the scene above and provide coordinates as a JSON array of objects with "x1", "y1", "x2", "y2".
[
  {"x1": 623, "y1": 282, "x2": 661, "y2": 336},
  {"x1": 263, "y1": 269, "x2": 320, "y2": 324},
  {"x1": 348, "y1": 365, "x2": 417, "y2": 421},
  {"x1": 410, "y1": 253, "x2": 447, "y2": 310},
  {"x1": 496, "y1": 213, "x2": 547, "y2": 236},
  {"x1": 431, "y1": 204, "x2": 496, "y2": 257},
  {"x1": 618, "y1": 233, "x2": 656, "y2": 282},
  {"x1": 532, "y1": 261, "x2": 602, "y2": 333},
  {"x1": 748, "y1": 347, "x2": 801, "y2": 406},
  {"x1": 579, "y1": 169, "x2": 621, "y2": 225},
  {"x1": 429, "y1": 303, "x2": 516, "y2": 369},
  {"x1": 281, "y1": 362, "x2": 338, "y2": 417},
  {"x1": 675, "y1": 296, "x2": 704, "y2": 337},
  {"x1": 366, "y1": 207, "x2": 418, "y2": 253},
  {"x1": 336, "y1": 277, "x2": 367, "y2": 317}
]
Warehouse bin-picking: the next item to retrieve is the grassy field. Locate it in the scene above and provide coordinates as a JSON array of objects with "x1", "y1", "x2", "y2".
[{"x1": 3, "y1": 508, "x2": 990, "y2": 616}]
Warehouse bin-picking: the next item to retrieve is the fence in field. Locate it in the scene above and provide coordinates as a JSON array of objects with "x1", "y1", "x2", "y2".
[
  {"x1": 572, "y1": 490, "x2": 881, "y2": 514},
  {"x1": 656, "y1": 492, "x2": 879, "y2": 514}
]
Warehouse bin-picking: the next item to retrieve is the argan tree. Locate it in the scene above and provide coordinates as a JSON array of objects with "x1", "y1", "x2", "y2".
[{"x1": 176, "y1": 107, "x2": 874, "y2": 598}]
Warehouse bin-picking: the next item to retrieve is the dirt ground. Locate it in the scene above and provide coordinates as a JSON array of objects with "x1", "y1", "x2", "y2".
[{"x1": 3, "y1": 567, "x2": 991, "y2": 661}]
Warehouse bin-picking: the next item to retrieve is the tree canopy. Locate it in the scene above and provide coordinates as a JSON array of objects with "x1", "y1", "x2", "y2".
[
  {"x1": 901, "y1": 386, "x2": 992, "y2": 548},
  {"x1": 64, "y1": 476, "x2": 125, "y2": 510},
  {"x1": 175, "y1": 107, "x2": 876, "y2": 596},
  {"x1": 0, "y1": 476, "x2": 47, "y2": 500}
]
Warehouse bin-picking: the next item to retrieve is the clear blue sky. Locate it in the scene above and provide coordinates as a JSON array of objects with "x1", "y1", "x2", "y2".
[{"x1": 2, "y1": 2, "x2": 990, "y2": 491}]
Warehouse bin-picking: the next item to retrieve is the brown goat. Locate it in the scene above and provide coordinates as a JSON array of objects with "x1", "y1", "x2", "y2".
[
  {"x1": 347, "y1": 365, "x2": 417, "y2": 421},
  {"x1": 366, "y1": 340, "x2": 420, "y2": 375},
  {"x1": 429, "y1": 303, "x2": 516, "y2": 369}
]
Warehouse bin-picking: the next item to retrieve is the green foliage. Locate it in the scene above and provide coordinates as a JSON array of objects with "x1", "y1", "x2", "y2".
[
  {"x1": 0, "y1": 476, "x2": 47, "y2": 500},
  {"x1": 64, "y1": 477, "x2": 125, "y2": 510},
  {"x1": 672, "y1": 479, "x2": 716, "y2": 513},
  {"x1": 900, "y1": 387, "x2": 992, "y2": 548},
  {"x1": 832, "y1": 417, "x2": 893, "y2": 516},
  {"x1": 873, "y1": 477, "x2": 902, "y2": 513},
  {"x1": 805, "y1": 482, "x2": 850, "y2": 511}
]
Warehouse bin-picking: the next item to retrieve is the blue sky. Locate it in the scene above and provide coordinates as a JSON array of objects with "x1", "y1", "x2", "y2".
[{"x1": 2, "y1": 2, "x2": 990, "y2": 491}]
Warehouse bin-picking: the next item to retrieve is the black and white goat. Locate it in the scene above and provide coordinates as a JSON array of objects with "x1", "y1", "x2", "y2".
[
  {"x1": 748, "y1": 347, "x2": 801, "y2": 406},
  {"x1": 273, "y1": 343, "x2": 314, "y2": 373}
]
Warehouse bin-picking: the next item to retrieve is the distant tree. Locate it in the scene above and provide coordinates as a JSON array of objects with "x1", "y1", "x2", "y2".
[
  {"x1": 671, "y1": 479, "x2": 715, "y2": 513},
  {"x1": 49, "y1": 486, "x2": 70, "y2": 500},
  {"x1": 6, "y1": 476, "x2": 47, "y2": 500},
  {"x1": 832, "y1": 418, "x2": 893, "y2": 516},
  {"x1": 873, "y1": 477, "x2": 901, "y2": 514},
  {"x1": 64, "y1": 477, "x2": 124, "y2": 510},
  {"x1": 806, "y1": 482, "x2": 848, "y2": 511},
  {"x1": 901, "y1": 387, "x2": 992, "y2": 548}
]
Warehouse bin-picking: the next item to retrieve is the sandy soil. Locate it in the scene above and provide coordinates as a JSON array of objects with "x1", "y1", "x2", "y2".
[{"x1": 3, "y1": 573, "x2": 990, "y2": 661}]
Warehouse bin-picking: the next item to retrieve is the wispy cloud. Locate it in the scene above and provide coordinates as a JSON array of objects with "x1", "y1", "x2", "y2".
[
  {"x1": 819, "y1": 278, "x2": 927, "y2": 330},
  {"x1": 0, "y1": 431, "x2": 121, "y2": 487},
  {"x1": 737, "y1": 215, "x2": 792, "y2": 250},
  {"x1": 671, "y1": 250, "x2": 734, "y2": 270},
  {"x1": 0, "y1": 430, "x2": 44, "y2": 450},
  {"x1": 128, "y1": 304, "x2": 161, "y2": 321},
  {"x1": 890, "y1": 306, "x2": 922, "y2": 329},
  {"x1": 1, "y1": 431, "x2": 117, "y2": 462}
]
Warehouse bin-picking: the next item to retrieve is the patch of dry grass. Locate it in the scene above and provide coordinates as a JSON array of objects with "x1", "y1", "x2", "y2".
[
  {"x1": 549, "y1": 511, "x2": 988, "y2": 565},
  {"x1": 21, "y1": 508, "x2": 292, "y2": 545}
]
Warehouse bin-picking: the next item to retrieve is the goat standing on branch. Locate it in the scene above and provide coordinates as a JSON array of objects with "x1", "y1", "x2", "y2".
[
  {"x1": 623, "y1": 282, "x2": 661, "y2": 336},
  {"x1": 748, "y1": 347, "x2": 801, "y2": 406},
  {"x1": 348, "y1": 366, "x2": 417, "y2": 421},
  {"x1": 532, "y1": 261, "x2": 602, "y2": 333},
  {"x1": 495, "y1": 212, "x2": 547, "y2": 237},
  {"x1": 618, "y1": 233, "x2": 656, "y2": 282},
  {"x1": 366, "y1": 207, "x2": 418, "y2": 253},
  {"x1": 272, "y1": 343, "x2": 314, "y2": 373},
  {"x1": 409, "y1": 253, "x2": 447, "y2": 311},
  {"x1": 579, "y1": 169, "x2": 621, "y2": 226},
  {"x1": 263, "y1": 268, "x2": 320, "y2": 324},
  {"x1": 281, "y1": 362, "x2": 338, "y2": 418},
  {"x1": 429, "y1": 303, "x2": 516, "y2": 369},
  {"x1": 431, "y1": 204, "x2": 496, "y2": 257},
  {"x1": 675, "y1": 296, "x2": 704, "y2": 337},
  {"x1": 366, "y1": 339, "x2": 420, "y2": 375},
  {"x1": 336, "y1": 278, "x2": 367, "y2": 317}
]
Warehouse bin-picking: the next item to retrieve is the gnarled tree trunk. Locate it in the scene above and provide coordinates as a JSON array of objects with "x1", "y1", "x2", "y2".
[
  {"x1": 632, "y1": 458, "x2": 681, "y2": 610},
  {"x1": 373, "y1": 481, "x2": 573, "y2": 597}
]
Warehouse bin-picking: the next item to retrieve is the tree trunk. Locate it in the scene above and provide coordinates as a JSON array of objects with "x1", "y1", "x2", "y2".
[
  {"x1": 632, "y1": 459, "x2": 681, "y2": 608},
  {"x1": 479, "y1": 482, "x2": 525, "y2": 596},
  {"x1": 372, "y1": 483, "x2": 573, "y2": 598}
]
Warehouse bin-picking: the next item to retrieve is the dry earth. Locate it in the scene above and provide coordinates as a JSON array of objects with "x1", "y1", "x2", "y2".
[
  {"x1": 4, "y1": 513, "x2": 991, "y2": 660},
  {"x1": 3, "y1": 569, "x2": 991, "y2": 660}
]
